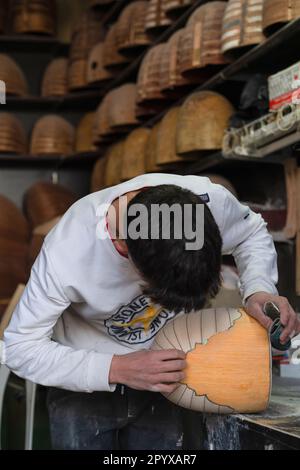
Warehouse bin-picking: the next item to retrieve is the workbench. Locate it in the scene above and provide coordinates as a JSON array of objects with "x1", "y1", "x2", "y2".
[{"x1": 198, "y1": 376, "x2": 300, "y2": 450}]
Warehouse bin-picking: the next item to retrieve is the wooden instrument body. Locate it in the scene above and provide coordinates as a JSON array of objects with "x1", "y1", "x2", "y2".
[{"x1": 152, "y1": 308, "x2": 271, "y2": 414}]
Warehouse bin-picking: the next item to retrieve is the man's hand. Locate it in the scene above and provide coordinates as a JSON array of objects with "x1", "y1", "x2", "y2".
[
  {"x1": 245, "y1": 292, "x2": 300, "y2": 344},
  {"x1": 109, "y1": 349, "x2": 186, "y2": 393}
]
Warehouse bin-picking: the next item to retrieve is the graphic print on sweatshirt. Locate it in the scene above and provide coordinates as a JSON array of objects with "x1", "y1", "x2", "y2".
[{"x1": 104, "y1": 295, "x2": 176, "y2": 345}]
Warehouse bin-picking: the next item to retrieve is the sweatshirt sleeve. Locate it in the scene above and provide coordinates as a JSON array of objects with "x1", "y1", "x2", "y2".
[
  {"x1": 2, "y1": 244, "x2": 116, "y2": 393},
  {"x1": 220, "y1": 187, "x2": 278, "y2": 302}
]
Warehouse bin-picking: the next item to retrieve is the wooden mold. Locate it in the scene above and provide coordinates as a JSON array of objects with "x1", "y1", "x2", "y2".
[
  {"x1": 104, "y1": 141, "x2": 125, "y2": 187},
  {"x1": 67, "y1": 59, "x2": 88, "y2": 92},
  {"x1": 0, "y1": 54, "x2": 28, "y2": 97},
  {"x1": 108, "y1": 83, "x2": 139, "y2": 132},
  {"x1": 41, "y1": 57, "x2": 68, "y2": 97},
  {"x1": 91, "y1": 156, "x2": 107, "y2": 193},
  {"x1": 178, "y1": 1, "x2": 228, "y2": 80},
  {"x1": 121, "y1": 127, "x2": 150, "y2": 181},
  {"x1": 0, "y1": 113, "x2": 27, "y2": 155},
  {"x1": 152, "y1": 308, "x2": 271, "y2": 414},
  {"x1": 157, "y1": 106, "x2": 190, "y2": 166},
  {"x1": 160, "y1": 29, "x2": 191, "y2": 97},
  {"x1": 10, "y1": 0, "x2": 57, "y2": 35},
  {"x1": 221, "y1": 0, "x2": 265, "y2": 56},
  {"x1": 103, "y1": 23, "x2": 130, "y2": 71},
  {"x1": 137, "y1": 44, "x2": 167, "y2": 106},
  {"x1": 75, "y1": 112, "x2": 97, "y2": 154},
  {"x1": 87, "y1": 42, "x2": 112, "y2": 86},
  {"x1": 176, "y1": 91, "x2": 235, "y2": 156},
  {"x1": 163, "y1": 0, "x2": 197, "y2": 19},
  {"x1": 263, "y1": 0, "x2": 300, "y2": 36},
  {"x1": 145, "y1": 0, "x2": 172, "y2": 36},
  {"x1": 144, "y1": 122, "x2": 162, "y2": 173},
  {"x1": 30, "y1": 115, "x2": 75, "y2": 156},
  {"x1": 115, "y1": 1, "x2": 151, "y2": 56}
]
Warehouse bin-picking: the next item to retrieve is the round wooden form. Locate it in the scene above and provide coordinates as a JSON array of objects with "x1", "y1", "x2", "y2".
[
  {"x1": 10, "y1": 0, "x2": 57, "y2": 35},
  {"x1": 145, "y1": 0, "x2": 172, "y2": 36},
  {"x1": 103, "y1": 24, "x2": 130, "y2": 71},
  {"x1": 108, "y1": 83, "x2": 139, "y2": 132},
  {"x1": 115, "y1": 1, "x2": 151, "y2": 56},
  {"x1": 157, "y1": 106, "x2": 192, "y2": 165},
  {"x1": 91, "y1": 156, "x2": 108, "y2": 192},
  {"x1": 263, "y1": 0, "x2": 300, "y2": 36},
  {"x1": 163, "y1": 0, "x2": 197, "y2": 19},
  {"x1": 137, "y1": 44, "x2": 167, "y2": 106},
  {"x1": 75, "y1": 113, "x2": 97, "y2": 153},
  {"x1": 0, "y1": 113, "x2": 27, "y2": 155},
  {"x1": 0, "y1": 54, "x2": 28, "y2": 97},
  {"x1": 121, "y1": 127, "x2": 150, "y2": 182},
  {"x1": 144, "y1": 123, "x2": 162, "y2": 173},
  {"x1": 87, "y1": 42, "x2": 112, "y2": 86},
  {"x1": 152, "y1": 308, "x2": 271, "y2": 414},
  {"x1": 30, "y1": 115, "x2": 75, "y2": 156},
  {"x1": 160, "y1": 29, "x2": 192, "y2": 97},
  {"x1": 178, "y1": 1, "x2": 228, "y2": 80},
  {"x1": 41, "y1": 58, "x2": 68, "y2": 97},
  {"x1": 221, "y1": 0, "x2": 265, "y2": 56},
  {"x1": 104, "y1": 141, "x2": 125, "y2": 187},
  {"x1": 176, "y1": 91, "x2": 235, "y2": 156}
]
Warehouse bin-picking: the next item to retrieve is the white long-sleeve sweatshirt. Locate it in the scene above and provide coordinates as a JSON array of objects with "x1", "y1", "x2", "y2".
[{"x1": 2, "y1": 174, "x2": 278, "y2": 392}]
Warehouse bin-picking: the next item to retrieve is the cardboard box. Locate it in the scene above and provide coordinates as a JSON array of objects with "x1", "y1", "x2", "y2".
[{"x1": 268, "y1": 61, "x2": 300, "y2": 111}]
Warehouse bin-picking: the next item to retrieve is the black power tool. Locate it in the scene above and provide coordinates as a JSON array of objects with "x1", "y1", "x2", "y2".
[{"x1": 263, "y1": 301, "x2": 292, "y2": 351}]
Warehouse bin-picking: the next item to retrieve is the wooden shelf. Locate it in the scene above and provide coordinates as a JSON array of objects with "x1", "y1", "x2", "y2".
[
  {"x1": 0, "y1": 34, "x2": 69, "y2": 54},
  {"x1": 0, "y1": 151, "x2": 101, "y2": 167},
  {"x1": 5, "y1": 89, "x2": 103, "y2": 112}
]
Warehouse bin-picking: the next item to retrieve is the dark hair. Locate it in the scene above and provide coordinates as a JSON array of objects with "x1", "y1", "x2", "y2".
[{"x1": 126, "y1": 185, "x2": 222, "y2": 313}]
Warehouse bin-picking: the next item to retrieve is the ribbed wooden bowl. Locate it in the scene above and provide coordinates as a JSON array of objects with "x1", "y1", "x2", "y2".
[
  {"x1": 263, "y1": 0, "x2": 300, "y2": 36},
  {"x1": 160, "y1": 29, "x2": 191, "y2": 97},
  {"x1": 157, "y1": 106, "x2": 189, "y2": 166},
  {"x1": 137, "y1": 44, "x2": 167, "y2": 105},
  {"x1": 41, "y1": 57, "x2": 68, "y2": 97},
  {"x1": 67, "y1": 59, "x2": 88, "y2": 92},
  {"x1": 222, "y1": 0, "x2": 265, "y2": 56},
  {"x1": 104, "y1": 141, "x2": 125, "y2": 187},
  {"x1": 145, "y1": 0, "x2": 172, "y2": 36},
  {"x1": 75, "y1": 113, "x2": 97, "y2": 153},
  {"x1": 178, "y1": 2, "x2": 228, "y2": 79},
  {"x1": 0, "y1": 113, "x2": 27, "y2": 155},
  {"x1": 87, "y1": 42, "x2": 112, "y2": 86},
  {"x1": 163, "y1": 0, "x2": 196, "y2": 19},
  {"x1": 108, "y1": 83, "x2": 139, "y2": 132},
  {"x1": 176, "y1": 91, "x2": 235, "y2": 156},
  {"x1": 91, "y1": 156, "x2": 107, "y2": 192},
  {"x1": 116, "y1": 1, "x2": 151, "y2": 56},
  {"x1": 69, "y1": 9, "x2": 104, "y2": 60},
  {"x1": 0, "y1": 194, "x2": 30, "y2": 243},
  {"x1": 103, "y1": 23, "x2": 130, "y2": 71},
  {"x1": 144, "y1": 122, "x2": 161, "y2": 173},
  {"x1": 0, "y1": 54, "x2": 28, "y2": 96},
  {"x1": 30, "y1": 115, "x2": 75, "y2": 156},
  {"x1": 121, "y1": 127, "x2": 150, "y2": 181},
  {"x1": 10, "y1": 0, "x2": 57, "y2": 35}
]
